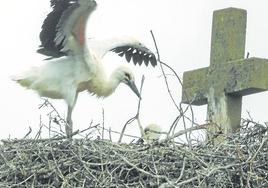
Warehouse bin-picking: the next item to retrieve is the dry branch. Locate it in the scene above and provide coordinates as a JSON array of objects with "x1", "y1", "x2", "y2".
[{"x1": 1, "y1": 119, "x2": 268, "y2": 187}]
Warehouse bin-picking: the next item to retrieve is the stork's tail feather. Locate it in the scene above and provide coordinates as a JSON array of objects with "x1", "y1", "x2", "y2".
[{"x1": 11, "y1": 75, "x2": 31, "y2": 88}]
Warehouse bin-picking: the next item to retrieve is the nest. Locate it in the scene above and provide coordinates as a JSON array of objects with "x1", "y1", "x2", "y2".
[{"x1": 0, "y1": 119, "x2": 268, "y2": 188}]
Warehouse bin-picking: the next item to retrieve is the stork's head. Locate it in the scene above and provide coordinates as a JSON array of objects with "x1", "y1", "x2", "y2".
[
  {"x1": 143, "y1": 124, "x2": 162, "y2": 143},
  {"x1": 113, "y1": 66, "x2": 141, "y2": 99}
]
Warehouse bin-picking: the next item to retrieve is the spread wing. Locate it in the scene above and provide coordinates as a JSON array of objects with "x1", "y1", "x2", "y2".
[
  {"x1": 37, "y1": 0, "x2": 97, "y2": 58},
  {"x1": 88, "y1": 38, "x2": 157, "y2": 67},
  {"x1": 111, "y1": 45, "x2": 157, "y2": 67}
]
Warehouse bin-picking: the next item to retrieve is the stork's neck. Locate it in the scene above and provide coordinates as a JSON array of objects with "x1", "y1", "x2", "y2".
[
  {"x1": 87, "y1": 67, "x2": 121, "y2": 98},
  {"x1": 102, "y1": 73, "x2": 121, "y2": 97}
]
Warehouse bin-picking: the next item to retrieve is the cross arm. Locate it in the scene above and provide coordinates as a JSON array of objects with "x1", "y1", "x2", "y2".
[
  {"x1": 181, "y1": 67, "x2": 208, "y2": 105},
  {"x1": 224, "y1": 57, "x2": 268, "y2": 96}
]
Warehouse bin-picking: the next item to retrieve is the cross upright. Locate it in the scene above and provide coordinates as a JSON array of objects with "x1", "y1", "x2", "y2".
[{"x1": 182, "y1": 7, "x2": 268, "y2": 135}]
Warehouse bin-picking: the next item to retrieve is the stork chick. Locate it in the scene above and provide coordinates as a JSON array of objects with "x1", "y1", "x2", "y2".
[
  {"x1": 143, "y1": 124, "x2": 162, "y2": 144},
  {"x1": 13, "y1": 0, "x2": 157, "y2": 138}
]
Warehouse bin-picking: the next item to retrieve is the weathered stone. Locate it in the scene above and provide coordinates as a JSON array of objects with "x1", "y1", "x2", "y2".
[{"x1": 182, "y1": 8, "x2": 268, "y2": 135}]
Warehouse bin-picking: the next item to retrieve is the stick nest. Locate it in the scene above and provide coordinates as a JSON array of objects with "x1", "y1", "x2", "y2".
[{"x1": 1, "y1": 120, "x2": 268, "y2": 188}]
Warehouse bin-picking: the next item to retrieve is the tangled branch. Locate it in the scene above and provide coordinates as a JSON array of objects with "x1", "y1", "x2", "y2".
[{"x1": 1, "y1": 119, "x2": 267, "y2": 187}]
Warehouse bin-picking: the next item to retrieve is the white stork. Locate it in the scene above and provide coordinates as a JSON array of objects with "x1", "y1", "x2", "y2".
[
  {"x1": 143, "y1": 124, "x2": 162, "y2": 144},
  {"x1": 13, "y1": 0, "x2": 157, "y2": 138}
]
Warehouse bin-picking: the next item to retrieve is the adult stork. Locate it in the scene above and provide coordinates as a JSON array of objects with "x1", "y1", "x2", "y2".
[{"x1": 13, "y1": 0, "x2": 157, "y2": 138}]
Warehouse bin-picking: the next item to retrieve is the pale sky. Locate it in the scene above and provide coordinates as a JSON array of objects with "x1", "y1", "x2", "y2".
[{"x1": 1, "y1": 0, "x2": 268, "y2": 141}]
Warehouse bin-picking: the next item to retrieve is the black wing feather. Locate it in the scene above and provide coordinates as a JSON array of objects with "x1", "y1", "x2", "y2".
[
  {"x1": 125, "y1": 48, "x2": 133, "y2": 62},
  {"x1": 149, "y1": 54, "x2": 157, "y2": 67},
  {"x1": 38, "y1": 0, "x2": 77, "y2": 58},
  {"x1": 118, "y1": 51, "x2": 125, "y2": 57},
  {"x1": 133, "y1": 51, "x2": 141, "y2": 65},
  {"x1": 111, "y1": 45, "x2": 157, "y2": 67},
  {"x1": 143, "y1": 54, "x2": 150, "y2": 66}
]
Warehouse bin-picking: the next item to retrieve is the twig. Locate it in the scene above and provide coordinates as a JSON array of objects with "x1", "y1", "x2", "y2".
[
  {"x1": 150, "y1": 30, "x2": 196, "y2": 145},
  {"x1": 23, "y1": 126, "x2": 32, "y2": 139},
  {"x1": 175, "y1": 176, "x2": 199, "y2": 187},
  {"x1": 113, "y1": 150, "x2": 175, "y2": 187},
  {"x1": 137, "y1": 117, "x2": 145, "y2": 139},
  {"x1": 246, "y1": 135, "x2": 268, "y2": 163},
  {"x1": 176, "y1": 157, "x2": 186, "y2": 183},
  {"x1": 118, "y1": 75, "x2": 145, "y2": 143},
  {"x1": 11, "y1": 174, "x2": 35, "y2": 186},
  {"x1": 102, "y1": 108, "x2": 105, "y2": 140},
  {"x1": 163, "y1": 124, "x2": 207, "y2": 143},
  {"x1": 34, "y1": 116, "x2": 44, "y2": 139},
  {"x1": 150, "y1": 30, "x2": 180, "y2": 111},
  {"x1": 40, "y1": 99, "x2": 66, "y2": 122},
  {"x1": 1, "y1": 119, "x2": 267, "y2": 187},
  {"x1": 94, "y1": 124, "x2": 140, "y2": 139},
  {"x1": 108, "y1": 127, "x2": 113, "y2": 142},
  {"x1": 118, "y1": 117, "x2": 137, "y2": 143}
]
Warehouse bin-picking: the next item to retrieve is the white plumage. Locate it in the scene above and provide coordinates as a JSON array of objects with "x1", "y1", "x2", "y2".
[
  {"x1": 13, "y1": 0, "x2": 157, "y2": 138},
  {"x1": 143, "y1": 124, "x2": 162, "y2": 144}
]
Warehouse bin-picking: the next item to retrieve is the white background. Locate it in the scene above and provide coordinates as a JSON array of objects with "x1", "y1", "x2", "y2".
[{"x1": 1, "y1": 0, "x2": 268, "y2": 141}]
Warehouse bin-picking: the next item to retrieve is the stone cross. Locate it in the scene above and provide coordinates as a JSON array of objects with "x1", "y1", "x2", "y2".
[{"x1": 181, "y1": 7, "x2": 268, "y2": 135}]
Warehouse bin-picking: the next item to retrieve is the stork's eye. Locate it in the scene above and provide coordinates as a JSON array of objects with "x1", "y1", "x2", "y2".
[
  {"x1": 144, "y1": 128, "x2": 149, "y2": 134},
  {"x1": 125, "y1": 73, "x2": 131, "y2": 80}
]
